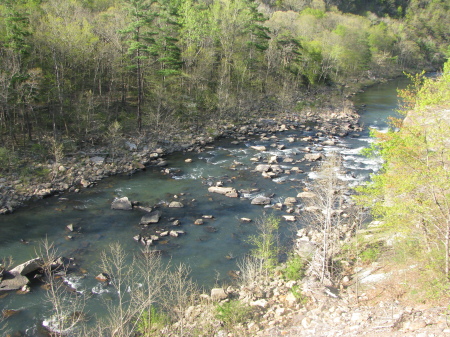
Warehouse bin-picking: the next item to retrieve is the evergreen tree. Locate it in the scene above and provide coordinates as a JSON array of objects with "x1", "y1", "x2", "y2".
[{"x1": 120, "y1": 0, "x2": 158, "y2": 133}]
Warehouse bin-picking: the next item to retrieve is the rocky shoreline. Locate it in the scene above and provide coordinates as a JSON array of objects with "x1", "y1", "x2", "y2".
[{"x1": 0, "y1": 95, "x2": 362, "y2": 215}]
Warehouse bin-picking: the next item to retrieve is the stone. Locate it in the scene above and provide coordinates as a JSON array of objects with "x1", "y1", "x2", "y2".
[
  {"x1": 250, "y1": 299, "x2": 268, "y2": 308},
  {"x1": 90, "y1": 156, "x2": 105, "y2": 165},
  {"x1": 140, "y1": 211, "x2": 162, "y2": 225},
  {"x1": 0, "y1": 271, "x2": 30, "y2": 292},
  {"x1": 185, "y1": 158, "x2": 193, "y2": 163},
  {"x1": 169, "y1": 201, "x2": 184, "y2": 208},
  {"x1": 251, "y1": 145, "x2": 267, "y2": 151},
  {"x1": 111, "y1": 197, "x2": 132, "y2": 210},
  {"x1": 95, "y1": 273, "x2": 109, "y2": 282},
  {"x1": 322, "y1": 139, "x2": 336, "y2": 146},
  {"x1": 282, "y1": 215, "x2": 296, "y2": 222},
  {"x1": 10, "y1": 258, "x2": 43, "y2": 276},
  {"x1": 2, "y1": 309, "x2": 21, "y2": 318},
  {"x1": 304, "y1": 153, "x2": 322, "y2": 161},
  {"x1": 125, "y1": 141, "x2": 137, "y2": 151},
  {"x1": 297, "y1": 192, "x2": 317, "y2": 198},
  {"x1": 240, "y1": 218, "x2": 252, "y2": 223},
  {"x1": 211, "y1": 288, "x2": 228, "y2": 301},
  {"x1": 169, "y1": 230, "x2": 179, "y2": 237},
  {"x1": 66, "y1": 224, "x2": 74, "y2": 232},
  {"x1": 251, "y1": 196, "x2": 271, "y2": 205},
  {"x1": 208, "y1": 186, "x2": 238, "y2": 198},
  {"x1": 285, "y1": 292, "x2": 297, "y2": 306},
  {"x1": 194, "y1": 219, "x2": 204, "y2": 225},
  {"x1": 255, "y1": 164, "x2": 271, "y2": 172},
  {"x1": 268, "y1": 155, "x2": 280, "y2": 164},
  {"x1": 284, "y1": 197, "x2": 297, "y2": 205}
]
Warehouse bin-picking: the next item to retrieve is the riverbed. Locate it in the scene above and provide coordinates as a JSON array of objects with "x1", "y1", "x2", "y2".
[{"x1": 0, "y1": 77, "x2": 408, "y2": 335}]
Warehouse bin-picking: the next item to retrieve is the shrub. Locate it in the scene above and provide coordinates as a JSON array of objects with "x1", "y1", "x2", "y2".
[
  {"x1": 137, "y1": 306, "x2": 170, "y2": 336},
  {"x1": 283, "y1": 254, "x2": 306, "y2": 281},
  {"x1": 215, "y1": 300, "x2": 253, "y2": 330}
]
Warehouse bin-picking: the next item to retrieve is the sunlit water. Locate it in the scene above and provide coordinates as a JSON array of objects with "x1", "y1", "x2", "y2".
[{"x1": 0, "y1": 77, "x2": 409, "y2": 335}]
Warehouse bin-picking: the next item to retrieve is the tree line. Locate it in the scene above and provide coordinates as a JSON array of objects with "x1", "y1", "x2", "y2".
[{"x1": 0, "y1": 0, "x2": 448, "y2": 160}]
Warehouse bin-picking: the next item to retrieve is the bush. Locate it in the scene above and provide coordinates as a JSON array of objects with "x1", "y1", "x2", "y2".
[
  {"x1": 215, "y1": 300, "x2": 253, "y2": 330},
  {"x1": 282, "y1": 254, "x2": 306, "y2": 281},
  {"x1": 136, "y1": 306, "x2": 169, "y2": 336}
]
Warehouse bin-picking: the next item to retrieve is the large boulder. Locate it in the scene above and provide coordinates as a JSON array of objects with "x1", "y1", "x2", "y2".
[
  {"x1": 111, "y1": 197, "x2": 132, "y2": 210},
  {"x1": 0, "y1": 271, "x2": 30, "y2": 292},
  {"x1": 140, "y1": 211, "x2": 162, "y2": 225},
  {"x1": 10, "y1": 258, "x2": 43, "y2": 276}
]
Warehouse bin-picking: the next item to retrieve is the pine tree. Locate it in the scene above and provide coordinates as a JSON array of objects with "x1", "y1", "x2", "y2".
[{"x1": 120, "y1": 0, "x2": 158, "y2": 133}]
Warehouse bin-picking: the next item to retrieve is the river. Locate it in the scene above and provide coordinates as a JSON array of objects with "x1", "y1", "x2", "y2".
[{"x1": 0, "y1": 77, "x2": 408, "y2": 335}]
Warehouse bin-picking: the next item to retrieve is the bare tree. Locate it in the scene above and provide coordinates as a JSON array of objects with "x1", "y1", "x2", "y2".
[
  {"x1": 162, "y1": 263, "x2": 200, "y2": 336},
  {"x1": 38, "y1": 238, "x2": 86, "y2": 336},
  {"x1": 302, "y1": 153, "x2": 346, "y2": 285},
  {"x1": 97, "y1": 243, "x2": 168, "y2": 337}
]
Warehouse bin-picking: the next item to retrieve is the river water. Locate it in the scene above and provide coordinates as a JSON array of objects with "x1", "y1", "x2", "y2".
[{"x1": 0, "y1": 77, "x2": 408, "y2": 335}]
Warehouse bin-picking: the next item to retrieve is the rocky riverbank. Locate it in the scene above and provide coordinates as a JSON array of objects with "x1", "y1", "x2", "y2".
[{"x1": 0, "y1": 95, "x2": 362, "y2": 215}]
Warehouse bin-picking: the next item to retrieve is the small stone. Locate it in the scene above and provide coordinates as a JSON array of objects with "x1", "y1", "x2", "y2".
[
  {"x1": 169, "y1": 201, "x2": 184, "y2": 208},
  {"x1": 194, "y1": 219, "x2": 204, "y2": 225},
  {"x1": 185, "y1": 158, "x2": 193, "y2": 163},
  {"x1": 250, "y1": 299, "x2": 268, "y2": 308},
  {"x1": 95, "y1": 273, "x2": 109, "y2": 282}
]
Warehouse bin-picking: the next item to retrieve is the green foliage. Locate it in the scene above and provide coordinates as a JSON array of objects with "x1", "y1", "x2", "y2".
[
  {"x1": 290, "y1": 284, "x2": 308, "y2": 304},
  {"x1": 282, "y1": 254, "x2": 306, "y2": 281},
  {"x1": 0, "y1": 0, "x2": 448, "y2": 164},
  {"x1": 357, "y1": 60, "x2": 450, "y2": 282},
  {"x1": 248, "y1": 214, "x2": 280, "y2": 272},
  {"x1": 359, "y1": 245, "x2": 381, "y2": 264},
  {"x1": 215, "y1": 300, "x2": 253, "y2": 329},
  {"x1": 137, "y1": 306, "x2": 170, "y2": 336},
  {"x1": 0, "y1": 147, "x2": 18, "y2": 174}
]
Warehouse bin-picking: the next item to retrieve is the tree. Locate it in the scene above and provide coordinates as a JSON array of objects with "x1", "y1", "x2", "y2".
[
  {"x1": 120, "y1": 0, "x2": 158, "y2": 133},
  {"x1": 357, "y1": 61, "x2": 450, "y2": 280},
  {"x1": 303, "y1": 153, "x2": 346, "y2": 284}
]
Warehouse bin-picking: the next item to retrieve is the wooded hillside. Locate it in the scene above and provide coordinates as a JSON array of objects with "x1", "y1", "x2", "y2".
[{"x1": 0, "y1": 0, "x2": 448, "y2": 170}]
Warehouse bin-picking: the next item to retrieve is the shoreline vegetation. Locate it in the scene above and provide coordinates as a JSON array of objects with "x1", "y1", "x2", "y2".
[
  {"x1": 1, "y1": 0, "x2": 448, "y2": 214},
  {"x1": 1, "y1": 0, "x2": 449, "y2": 335}
]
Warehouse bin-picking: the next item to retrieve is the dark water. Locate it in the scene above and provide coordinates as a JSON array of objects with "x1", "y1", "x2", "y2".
[{"x1": 0, "y1": 77, "x2": 409, "y2": 335}]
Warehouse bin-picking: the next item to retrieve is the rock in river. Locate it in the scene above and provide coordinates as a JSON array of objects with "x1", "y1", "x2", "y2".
[
  {"x1": 140, "y1": 211, "x2": 162, "y2": 225},
  {"x1": 251, "y1": 196, "x2": 271, "y2": 205},
  {"x1": 169, "y1": 201, "x2": 184, "y2": 208},
  {"x1": 111, "y1": 196, "x2": 132, "y2": 210},
  {"x1": 208, "y1": 186, "x2": 239, "y2": 198}
]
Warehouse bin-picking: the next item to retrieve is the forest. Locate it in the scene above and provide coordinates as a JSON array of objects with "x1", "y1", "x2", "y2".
[{"x1": 0, "y1": 0, "x2": 449, "y2": 171}]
